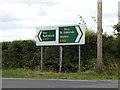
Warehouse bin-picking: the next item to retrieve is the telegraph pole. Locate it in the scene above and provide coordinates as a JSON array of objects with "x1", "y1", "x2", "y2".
[
  {"x1": 97, "y1": 0, "x2": 103, "y2": 73},
  {"x1": 118, "y1": 1, "x2": 120, "y2": 24}
]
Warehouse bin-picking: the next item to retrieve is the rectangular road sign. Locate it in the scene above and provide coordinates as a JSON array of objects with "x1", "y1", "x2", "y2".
[
  {"x1": 36, "y1": 24, "x2": 85, "y2": 46},
  {"x1": 38, "y1": 30, "x2": 56, "y2": 41},
  {"x1": 59, "y1": 25, "x2": 83, "y2": 43}
]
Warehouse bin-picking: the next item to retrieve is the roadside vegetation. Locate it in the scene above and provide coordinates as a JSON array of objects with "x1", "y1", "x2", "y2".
[
  {"x1": 1, "y1": 19, "x2": 120, "y2": 80},
  {"x1": 2, "y1": 68, "x2": 118, "y2": 80},
  {"x1": 2, "y1": 30, "x2": 119, "y2": 73}
]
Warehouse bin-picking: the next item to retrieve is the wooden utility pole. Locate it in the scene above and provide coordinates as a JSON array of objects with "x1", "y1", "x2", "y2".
[
  {"x1": 118, "y1": 1, "x2": 120, "y2": 23},
  {"x1": 97, "y1": 0, "x2": 103, "y2": 72}
]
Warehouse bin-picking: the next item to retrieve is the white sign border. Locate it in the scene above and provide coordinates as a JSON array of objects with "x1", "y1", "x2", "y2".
[{"x1": 36, "y1": 24, "x2": 85, "y2": 46}]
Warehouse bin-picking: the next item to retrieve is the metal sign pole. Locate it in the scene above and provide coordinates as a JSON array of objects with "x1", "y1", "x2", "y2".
[
  {"x1": 78, "y1": 45, "x2": 81, "y2": 72},
  {"x1": 41, "y1": 46, "x2": 43, "y2": 71},
  {"x1": 59, "y1": 45, "x2": 63, "y2": 72}
]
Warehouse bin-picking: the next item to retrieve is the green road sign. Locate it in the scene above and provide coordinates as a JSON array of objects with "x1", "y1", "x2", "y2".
[
  {"x1": 38, "y1": 30, "x2": 56, "y2": 42},
  {"x1": 59, "y1": 25, "x2": 83, "y2": 43},
  {"x1": 36, "y1": 24, "x2": 85, "y2": 46}
]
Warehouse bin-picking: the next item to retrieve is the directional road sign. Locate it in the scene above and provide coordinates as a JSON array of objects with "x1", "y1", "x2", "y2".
[
  {"x1": 36, "y1": 24, "x2": 85, "y2": 46},
  {"x1": 59, "y1": 25, "x2": 83, "y2": 43},
  {"x1": 38, "y1": 30, "x2": 56, "y2": 42}
]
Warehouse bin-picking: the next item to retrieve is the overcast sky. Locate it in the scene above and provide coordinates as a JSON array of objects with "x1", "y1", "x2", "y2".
[{"x1": 0, "y1": 0, "x2": 119, "y2": 41}]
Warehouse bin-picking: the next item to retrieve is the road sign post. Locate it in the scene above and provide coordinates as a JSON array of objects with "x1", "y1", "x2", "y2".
[
  {"x1": 36, "y1": 24, "x2": 85, "y2": 72},
  {"x1": 78, "y1": 45, "x2": 81, "y2": 72},
  {"x1": 59, "y1": 45, "x2": 63, "y2": 73},
  {"x1": 41, "y1": 46, "x2": 43, "y2": 71}
]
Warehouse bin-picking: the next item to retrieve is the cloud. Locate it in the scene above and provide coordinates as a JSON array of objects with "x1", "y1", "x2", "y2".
[
  {"x1": 0, "y1": 0, "x2": 119, "y2": 41},
  {"x1": 1, "y1": 0, "x2": 58, "y2": 3},
  {"x1": 0, "y1": 21, "x2": 35, "y2": 30},
  {"x1": 0, "y1": 3, "x2": 49, "y2": 22},
  {"x1": 0, "y1": 3, "x2": 51, "y2": 30},
  {"x1": 0, "y1": 28, "x2": 36, "y2": 41}
]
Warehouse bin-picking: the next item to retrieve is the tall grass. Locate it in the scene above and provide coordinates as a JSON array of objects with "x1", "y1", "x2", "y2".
[{"x1": 2, "y1": 68, "x2": 118, "y2": 80}]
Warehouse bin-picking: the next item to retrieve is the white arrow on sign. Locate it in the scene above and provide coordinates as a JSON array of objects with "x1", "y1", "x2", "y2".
[
  {"x1": 75, "y1": 26, "x2": 81, "y2": 43},
  {"x1": 38, "y1": 31, "x2": 42, "y2": 41}
]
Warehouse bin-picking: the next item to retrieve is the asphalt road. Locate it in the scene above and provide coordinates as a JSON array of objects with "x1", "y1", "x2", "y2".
[{"x1": 2, "y1": 78, "x2": 119, "y2": 88}]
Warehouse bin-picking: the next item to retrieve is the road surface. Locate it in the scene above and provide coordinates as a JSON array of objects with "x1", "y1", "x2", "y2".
[{"x1": 1, "y1": 78, "x2": 119, "y2": 88}]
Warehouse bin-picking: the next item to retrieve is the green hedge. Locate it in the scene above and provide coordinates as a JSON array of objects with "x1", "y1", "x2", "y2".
[{"x1": 2, "y1": 30, "x2": 119, "y2": 73}]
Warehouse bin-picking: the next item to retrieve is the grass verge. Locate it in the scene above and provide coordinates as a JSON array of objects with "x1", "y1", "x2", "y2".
[{"x1": 2, "y1": 68, "x2": 119, "y2": 80}]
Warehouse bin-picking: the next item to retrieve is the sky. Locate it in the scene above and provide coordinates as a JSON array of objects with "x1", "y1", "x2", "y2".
[{"x1": 0, "y1": 0, "x2": 119, "y2": 41}]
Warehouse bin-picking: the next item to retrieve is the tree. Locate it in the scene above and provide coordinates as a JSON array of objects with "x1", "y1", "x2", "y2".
[{"x1": 113, "y1": 23, "x2": 120, "y2": 36}]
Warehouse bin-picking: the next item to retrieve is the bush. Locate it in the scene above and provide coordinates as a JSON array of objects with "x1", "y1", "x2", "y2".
[{"x1": 2, "y1": 31, "x2": 119, "y2": 74}]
